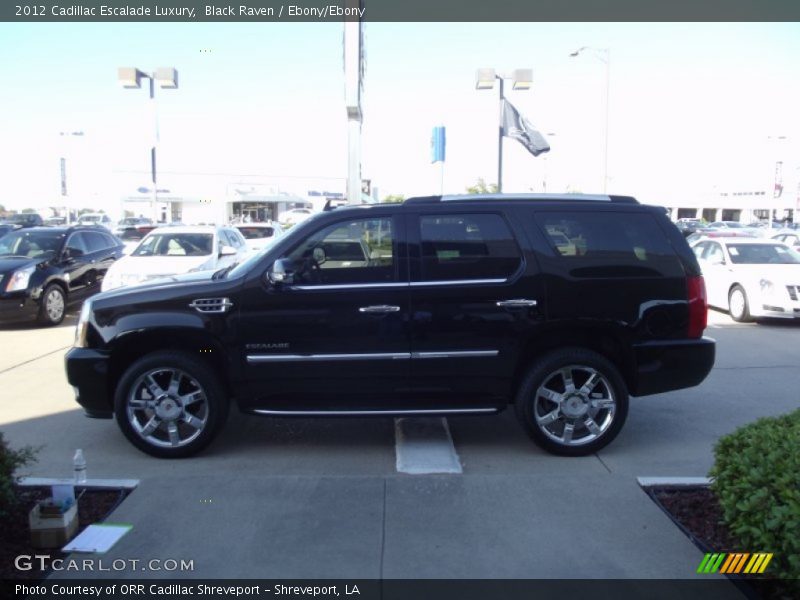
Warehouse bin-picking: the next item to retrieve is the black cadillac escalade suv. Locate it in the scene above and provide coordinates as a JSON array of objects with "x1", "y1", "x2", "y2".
[{"x1": 65, "y1": 194, "x2": 715, "y2": 458}]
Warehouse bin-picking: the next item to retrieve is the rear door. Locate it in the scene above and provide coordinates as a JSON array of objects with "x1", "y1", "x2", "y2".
[
  {"x1": 407, "y1": 208, "x2": 543, "y2": 407},
  {"x1": 61, "y1": 232, "x2": 93, "y2": 301},
  {"x1": 82, "y1": 231, "x2": 120, "y2": 295}
]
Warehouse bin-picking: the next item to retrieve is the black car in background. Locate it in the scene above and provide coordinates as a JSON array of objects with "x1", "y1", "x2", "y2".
[
  {"x1": 0, "y1": 226, "x2": 124, "y2": 326},
  {"x1": 5, "y1": 213, "x2": 45, "y2": 228},
  {"x1": 0, "y1": 224, "x2": 19, "y2": 239}
]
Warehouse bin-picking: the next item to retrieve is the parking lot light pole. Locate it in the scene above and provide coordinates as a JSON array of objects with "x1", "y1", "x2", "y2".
[
  {"x1": 569, "y1": 47, "x2": 610, "y2": 193},
  {"x1": 475, "y1": 68, "x2": 533, "y2": 193},
  {"x1": 118, "y1": 67, "x2": 178, "y2": 222}
]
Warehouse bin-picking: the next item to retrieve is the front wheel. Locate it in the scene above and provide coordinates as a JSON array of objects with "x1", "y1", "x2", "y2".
[
  {"x1": 728, "y1": 285, "x2": 753, "y2": 323},
  {"x1": 114, "y1": 351, "x2": 229, "y2": 458},
  {"x1": 37, "y1": 284, "x2": 66, "y2": 326},
  {"x1": 515, "y1": 348, "x2": 629, "y2": 456}
]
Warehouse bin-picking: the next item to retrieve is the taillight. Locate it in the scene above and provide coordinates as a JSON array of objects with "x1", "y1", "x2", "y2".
[{"x1": 687, "y1": 275, "x2": 707, "y2": 338}]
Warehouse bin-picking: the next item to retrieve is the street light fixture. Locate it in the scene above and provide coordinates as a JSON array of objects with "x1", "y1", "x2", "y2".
[
  {"x1": 118, "y1": 67, "x2": 178, "y2": 222},
  {"x1": 569, "y1": 47, "x2": 610, "y2": 193},
  {"x1": 475, "y1": 67, "x2": 533, "y2": 192}
]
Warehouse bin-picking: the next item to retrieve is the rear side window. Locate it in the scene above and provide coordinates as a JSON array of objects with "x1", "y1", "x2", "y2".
[
  {"x1": 419, "y1": 213, "x2": 522, "y2": 281},
  {"x1": 535, "y1": 212, "x2": 679, "y2": 277}
]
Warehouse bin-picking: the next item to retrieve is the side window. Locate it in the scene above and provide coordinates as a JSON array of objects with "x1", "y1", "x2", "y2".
[
  {"x1": 705, "y1": 243, "x2": 725, "y2": 264},
  {"x1": 226, "y1": 229, "x2": 244, "y2": 248},
  {"x1": 84, "y1": 232, "x2": 110, "y2": 253},
  {"x1": 283, "y1": 217, "x2": 395, "y2": 285},
  {"x1": 692, "y1": 242, "x2": 708, "y2": 260},
  {"x1": 65, "y1": 233, "x2": 88, "y2": 256},
  {"x1": 535, "y1": 211, "x2": 680, "y2": 277},
  {"x1": 419, "y1": 213, "x2": 521, "y2": 281}
]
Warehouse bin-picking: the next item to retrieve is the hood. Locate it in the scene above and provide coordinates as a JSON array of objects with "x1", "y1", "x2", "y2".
[
  {"x1": 97, "y1": 269, "x2": 219, "y2": 301},
  {"x1": 110, "y1": 254, "x2": 213, "y2": 277},
  {"x1": 0, "y1": 255, "x2": 43, "y2": 275}
]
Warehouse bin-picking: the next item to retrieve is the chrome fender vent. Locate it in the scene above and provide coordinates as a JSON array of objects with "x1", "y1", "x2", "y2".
[{"x1": 188, "y1": 298, "x2": 233, "y2": 313}]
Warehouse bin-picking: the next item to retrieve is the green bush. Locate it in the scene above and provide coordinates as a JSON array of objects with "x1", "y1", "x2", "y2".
[
  {"x1": 0, "y1": 432, "x2": 37, "y2": 523},
  {"x1": 710, "y1": 409, "x2": 800, "y2": 580}
]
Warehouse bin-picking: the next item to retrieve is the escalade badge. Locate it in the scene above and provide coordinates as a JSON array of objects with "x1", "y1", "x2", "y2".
[{"x1": 246, "y1": 343, "x2": 290, "y2": 350}]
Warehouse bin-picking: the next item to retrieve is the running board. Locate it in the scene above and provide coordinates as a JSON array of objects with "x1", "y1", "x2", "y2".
[{"x1": 251, "y1": 408, "x2": 501, "y2": 417}]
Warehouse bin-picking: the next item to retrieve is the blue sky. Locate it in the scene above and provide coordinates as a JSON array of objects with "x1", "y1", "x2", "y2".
[{"x1": 1, "y1": 22, "x2": 799, "y2": 209}]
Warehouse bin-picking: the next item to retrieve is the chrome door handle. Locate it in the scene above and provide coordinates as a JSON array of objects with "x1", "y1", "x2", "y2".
[
  {"x1": 496, "y1": 299, "x2": 537, "y2": 308},
  {"x1": 359, "y1": 305, "x2": 401, "y2": 314}
]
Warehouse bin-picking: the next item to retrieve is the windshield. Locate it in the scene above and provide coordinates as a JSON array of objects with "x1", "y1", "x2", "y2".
[
  {"x1": 80, "y1": 215, "x2": 102, "y2": 222},
  {"x1": 0, "y1": 230, "x2": 64, "y2": 258},
  {"x1": 7, "y1": 214, "x2": 38, "y2": 224},
  {"x1": 727, "y1": 244, "x2": 800, "y2": 265},
  {"x1": 132, "y1": 233, "x2": 213, "y2": 257}
]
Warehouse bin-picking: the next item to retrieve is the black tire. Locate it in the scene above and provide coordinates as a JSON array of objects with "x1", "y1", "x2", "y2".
[
  {"x1": 37, "y1": 284, "x2": 66, "y2": 326},
  {"x1": 515, "y1": 348, "x2": 629, "y2": 457},
  {"x1": 114, "y1": 351, "x2": 229, "y2": 458},
  {"x1": 728, "y1": 285, "x2": 753, "y2": 323}
]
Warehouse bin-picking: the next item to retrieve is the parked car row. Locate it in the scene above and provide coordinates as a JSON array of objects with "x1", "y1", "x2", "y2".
[{"x1": 0, "y1": 219, "x2": 285, "y2": 326}]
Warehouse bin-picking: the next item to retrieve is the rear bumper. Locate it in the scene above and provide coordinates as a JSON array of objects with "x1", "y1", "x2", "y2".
[
  {"x1": 629, "y1": 336, "x2": 715, "y2": 397},
  {"x1": 65, "y1": 347, "x2": 113, "y2": 418}
]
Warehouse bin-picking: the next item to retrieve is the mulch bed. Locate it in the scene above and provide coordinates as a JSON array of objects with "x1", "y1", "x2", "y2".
[
  {"x1": 1, "y1": 486, "x2": 126, "y2": 580},
  {"x1": 651, "y1": 486, "x2": 796, "y2": 600}
]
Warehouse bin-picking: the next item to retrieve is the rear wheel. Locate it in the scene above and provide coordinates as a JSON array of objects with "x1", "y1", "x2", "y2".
[
  {"x1": 515, "y1": 348, "x2": 629, "y2": 456},
  {"x1": 728, "y1": 285, "x2": 753, "y2": 323},
  {"x1": 114, "y1": 351, "x2": 229, "y2": 458},
  {"x1": 37, "y1": 284, "x2": 66, "y2": 326}
]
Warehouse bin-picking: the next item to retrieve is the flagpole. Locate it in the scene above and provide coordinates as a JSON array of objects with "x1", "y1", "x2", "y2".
[{"x1": 497, "y1": 75, "x2": 504, "y2": 193}]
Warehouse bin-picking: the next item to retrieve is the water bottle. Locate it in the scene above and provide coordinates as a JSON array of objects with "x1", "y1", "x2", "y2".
[{"x1": 73, "y1": 449, "x2": 87, "y2": 483}]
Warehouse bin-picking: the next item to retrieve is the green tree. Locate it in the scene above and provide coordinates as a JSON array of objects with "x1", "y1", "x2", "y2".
[
  {"x1": 466, "y1": 178, "x2": 499, "y2": 194},
  {"x1": 382, "y1": 194, "x2": 405, "y2": 203}
]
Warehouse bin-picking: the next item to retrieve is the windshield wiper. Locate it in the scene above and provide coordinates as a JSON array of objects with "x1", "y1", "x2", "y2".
[{"x1": 212, "y1": 263, "x2": 238, "y2": 280}]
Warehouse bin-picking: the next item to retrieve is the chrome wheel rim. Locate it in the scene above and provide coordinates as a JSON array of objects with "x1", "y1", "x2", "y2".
[
  {"x1": 730, "y1": 289, "x2": 745, "y2": 319},
  {"x1": 533, "y1": 365, "x2": 616, "y2": 447},
  {"x1": 45, "y1": 289, "x2": 64, "y2": 321},
  {"x1": 126, "y1": 368, "x2": 209, "y2": 448}
]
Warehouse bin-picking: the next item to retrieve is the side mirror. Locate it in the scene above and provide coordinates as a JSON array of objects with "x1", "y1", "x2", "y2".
[
  {"x1": 219, "y1": 245, "x2": 237, "y2": 257},
  {"x1": 268, "y1": 259, "x2": 294, "y2": 286}
]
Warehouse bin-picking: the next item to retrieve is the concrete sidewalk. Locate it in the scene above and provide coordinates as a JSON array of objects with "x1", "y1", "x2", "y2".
[{"x1": 52, "y1": 472, "x2": 724, "y2": 580}]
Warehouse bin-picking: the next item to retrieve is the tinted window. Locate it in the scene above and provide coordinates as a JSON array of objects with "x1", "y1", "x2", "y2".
[
  {"x1": 84, "y1": 231, "x2": 111, "y2": 252},
  {"x1": 238, "y1": 226, "x2": 275, "y2": 239},
  {"x1": 535, "y1": 212, "x2": 678, "y2": 277},
  {"x1": 283, "y1": 217, "x2": 394, "y2": 285},
  {"x1": 419, "y1": 213, "x2": 521, "y2": 281},
  {"x1": 726, "y1": 243, "x2": 800, "y2": 265},
  {"x1": 65, "y1": 232, "x2": 89, "y2": 255}
]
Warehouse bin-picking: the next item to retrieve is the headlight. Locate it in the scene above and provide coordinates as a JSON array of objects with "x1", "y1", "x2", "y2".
[
  {"x1": 5, "y1": 265, "x2": 35, "y2": 292},
  {"x1": 74, "y1": 300, "x2": 92, "y2": 348}
]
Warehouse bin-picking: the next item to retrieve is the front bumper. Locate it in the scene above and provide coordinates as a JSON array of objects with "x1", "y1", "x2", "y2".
[
  {"x1": 0, "y1": 293, "x2": 38, "y2": 323},
  {"x1": 629, "y1": 336, "x2": 715, "y2": 397},
  {"x1": 65, "y1": 347, "x2": 113, "y2": 418}
]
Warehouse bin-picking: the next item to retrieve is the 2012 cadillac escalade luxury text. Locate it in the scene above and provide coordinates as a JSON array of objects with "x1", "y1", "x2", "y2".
[{"x1": 65, "y1": 194, "x2": 715, "y2": 458}]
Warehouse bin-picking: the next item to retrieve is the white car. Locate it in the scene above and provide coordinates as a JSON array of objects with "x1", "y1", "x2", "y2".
[
  {"x1": 279, "y1": 208, "x2": 313, "y2": 227},
  {"x1": 78, "y1": 213, "x2": 114, "y2": 230},
  {"x1": 691, "y1": 237, "x2": 800, "y2": 322},
  {"x1": 102, "y1": 226, "x2": 248, "y2": 292},
  {"x1": 235, "y1": 222, "x2": 285, "y2": 253}
]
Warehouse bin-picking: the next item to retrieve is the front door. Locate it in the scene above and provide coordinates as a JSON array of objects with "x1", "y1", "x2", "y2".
[{"x1": 237, "y1": 214, "x2": 411, "y2": 411}]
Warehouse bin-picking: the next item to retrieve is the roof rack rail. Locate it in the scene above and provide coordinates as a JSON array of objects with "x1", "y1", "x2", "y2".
[{"x1": 404, "y1": 193, "x2": 638, "y2": 205}]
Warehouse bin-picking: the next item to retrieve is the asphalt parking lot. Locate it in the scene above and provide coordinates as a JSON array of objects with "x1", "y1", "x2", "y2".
[{"x1": 1, "y1": 309, "x2": 798, "y2": 583}]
